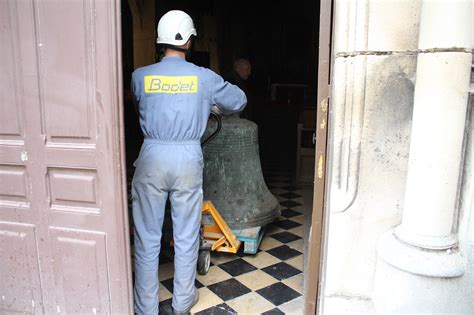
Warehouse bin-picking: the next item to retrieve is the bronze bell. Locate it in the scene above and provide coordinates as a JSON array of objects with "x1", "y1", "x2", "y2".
[{"x1": 202, "y1": 114, "x2": 280, "y2": 229}]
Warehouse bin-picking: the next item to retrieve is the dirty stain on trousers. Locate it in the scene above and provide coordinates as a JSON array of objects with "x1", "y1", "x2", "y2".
[{"x1": 131, "y1": 56, "x2": 246, "y2": 314}]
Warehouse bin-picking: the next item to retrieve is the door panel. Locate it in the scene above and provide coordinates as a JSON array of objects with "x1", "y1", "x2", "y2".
[
  {"x1": 47, "y1": 167, "x2": 100, "y2": 214},
  {"x1": 0, "y1": 0, "x2": 24, "y2": 142},
  {"x1": 0, "y1": 0, "x2": 132, "y2": 314},
  {"x1": 0, "y1": 223, "x2": 42, "y2": 314},
  {"x1": 49, "y1": 228, "x2": 110, "y2": 314},
  {"x1": 38, "y1": 0, "x2": 97, "y2": 144},
  {"x1": 0, "y1": 165, "x2": 29, "y2": 205}
]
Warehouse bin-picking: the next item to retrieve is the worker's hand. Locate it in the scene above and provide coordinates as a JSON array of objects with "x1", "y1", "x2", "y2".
[{"x1": 211, "y1": 105, "x2": 223, "y2": 116}]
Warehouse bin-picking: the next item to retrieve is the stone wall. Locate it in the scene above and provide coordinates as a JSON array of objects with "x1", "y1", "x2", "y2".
[{"x1": 321, "y1": 1, "x2": 473, "y2": 313}]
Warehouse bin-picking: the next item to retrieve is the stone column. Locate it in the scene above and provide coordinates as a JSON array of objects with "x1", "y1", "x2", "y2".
[
  {"x1": 394, "y1": 1, "x2": 472, "y2": 252},
  {"x1": 375, "y1": 0, "x2": 472, "y2": 313}
]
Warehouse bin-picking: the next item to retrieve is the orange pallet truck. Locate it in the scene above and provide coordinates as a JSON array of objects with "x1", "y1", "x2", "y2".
[{"x1": 197, "y1": 200, "x2": 241, "y2": 275}]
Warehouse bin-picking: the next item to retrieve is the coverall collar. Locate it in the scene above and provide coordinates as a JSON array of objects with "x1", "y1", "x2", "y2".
[{"x1": 162, "y1": 56, "x2": 186, "y2": 62}]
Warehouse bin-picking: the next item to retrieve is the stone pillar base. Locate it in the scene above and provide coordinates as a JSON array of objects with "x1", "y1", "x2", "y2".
[
  {"x1": 374, "y1": 230, "x2": 467, "y2": 314},
  {"x1": 378, "y1": 230, "x2": 465, "y2": 277},
  {"x1": 395, "y1": 225, "x2": 458, "y2": 250}
]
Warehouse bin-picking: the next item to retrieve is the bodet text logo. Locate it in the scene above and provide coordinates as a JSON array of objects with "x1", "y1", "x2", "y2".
[{"x1": 144, "y1": 76, "x2": 198, "y2": 94}]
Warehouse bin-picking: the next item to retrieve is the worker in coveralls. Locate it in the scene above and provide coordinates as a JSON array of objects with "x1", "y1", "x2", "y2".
[{"x1": 131, "y1": 10, "x2": 247, "y2": 315}]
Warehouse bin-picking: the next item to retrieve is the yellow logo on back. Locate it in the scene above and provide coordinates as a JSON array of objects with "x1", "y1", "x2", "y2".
[{"x1": 144, "y1": 76, "x2": 198, "y2": 93}]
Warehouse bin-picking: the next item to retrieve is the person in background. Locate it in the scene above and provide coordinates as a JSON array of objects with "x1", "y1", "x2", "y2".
[
  {"x1": 224, "y1": 58, "x2": 254, "y2": 121},
  {"x1": 130, "y1": 10, "x2": 246, "y2": 315}
]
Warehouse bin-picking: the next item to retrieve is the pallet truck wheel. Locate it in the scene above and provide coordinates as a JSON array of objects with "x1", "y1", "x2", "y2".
[{"x1": 197, "y1": 250, "x2": 211, "y2": 275}]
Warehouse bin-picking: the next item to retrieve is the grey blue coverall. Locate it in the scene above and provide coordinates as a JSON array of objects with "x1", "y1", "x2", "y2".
[{"x1": 131, "y1": 56, "x2": 246, "y2": 314}]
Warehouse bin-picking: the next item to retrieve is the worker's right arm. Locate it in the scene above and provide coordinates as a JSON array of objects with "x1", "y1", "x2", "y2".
[{"x1": 210, "y1": 71, "x2": 247, "y2": 114}]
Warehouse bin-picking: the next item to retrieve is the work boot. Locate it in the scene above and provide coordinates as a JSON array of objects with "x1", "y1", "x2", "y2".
[{"x1": 172, "y1": 291, "x2": 199, "y2": 315}]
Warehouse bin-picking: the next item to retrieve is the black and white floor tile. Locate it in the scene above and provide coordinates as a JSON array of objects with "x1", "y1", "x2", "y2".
[{"x1": 128, "y1": 166, "x2": 309, "y2": 314}]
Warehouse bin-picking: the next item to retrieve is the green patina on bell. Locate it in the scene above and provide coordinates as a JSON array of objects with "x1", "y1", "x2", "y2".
[{"x1": 202, "y1": 114, "x2": 280, "y2": 229}]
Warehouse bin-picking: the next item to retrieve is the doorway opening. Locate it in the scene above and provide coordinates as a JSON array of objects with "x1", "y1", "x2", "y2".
[{"x1": 122, "y1": 0, "x2": 320, "y2": 313}]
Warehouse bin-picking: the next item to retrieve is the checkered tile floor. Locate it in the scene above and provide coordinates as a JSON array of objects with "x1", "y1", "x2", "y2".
[{"x1": 128, "y1": 168, "x2": 309, "y2": 314}]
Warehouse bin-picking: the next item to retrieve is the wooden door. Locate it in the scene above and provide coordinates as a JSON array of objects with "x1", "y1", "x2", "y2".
[
  {"x1": 0, "y1": 0, "x2": 132, "y2": 313},
  {"x1": 304, "y1": 0, "x2": 333, "y2": 313}
]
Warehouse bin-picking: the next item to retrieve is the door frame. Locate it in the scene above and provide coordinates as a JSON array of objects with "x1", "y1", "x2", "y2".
[{"x1": 304, "y1": 0, "x2": 333, "y2": 313}]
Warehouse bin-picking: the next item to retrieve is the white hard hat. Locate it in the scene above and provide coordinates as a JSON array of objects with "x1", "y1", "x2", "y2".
[{"x1": 156, "y1": 10, "x2": 197, "y2": 46}]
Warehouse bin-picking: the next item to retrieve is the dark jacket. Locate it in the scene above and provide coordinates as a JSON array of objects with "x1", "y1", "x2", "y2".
[{"x1": 224, "y1": 69, "x2": 254, "y2": 122}]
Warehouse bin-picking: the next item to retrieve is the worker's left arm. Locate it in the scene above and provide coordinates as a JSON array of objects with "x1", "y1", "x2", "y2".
[{"x1": 209, "y1": 71, "x2": 247, "y2": 114}]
